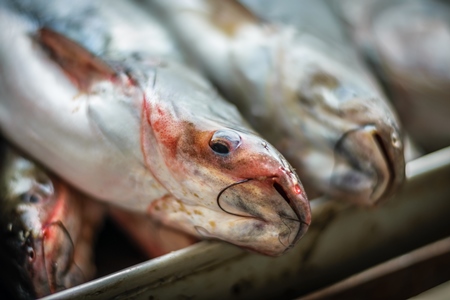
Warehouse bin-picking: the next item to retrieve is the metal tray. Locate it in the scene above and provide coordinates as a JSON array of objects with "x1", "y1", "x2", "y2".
[{"x1": 42, "y1": 145, "x2": 450, "y2": 300}]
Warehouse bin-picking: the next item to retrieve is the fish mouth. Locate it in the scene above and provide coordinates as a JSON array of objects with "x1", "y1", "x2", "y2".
[
  {"x1": 331, "y1": 124, "x2": 405, "y2": 205},
  {"x1": 216, "y1": 173, "x2": 311, "y2": 255},
  {"x1": 272, "y1": 180, "x2": 310, "y2": 250},
  {"x1": 28, "y1": 221, "x2": 84, "y2": 297}
]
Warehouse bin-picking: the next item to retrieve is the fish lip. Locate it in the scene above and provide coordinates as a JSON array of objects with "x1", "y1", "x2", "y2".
[
  {"x1": 371, "y1": 127, "x2": 405, "y2": 202},
  {"x1": 216, "y1": 174, "x2": 311, "y2": 254},
  {"x1": 333, "y1": 124, "x2": 405, "y2": 205},
  {"x1": 279, "y1": 218, "x2": 310, "y2": 255},
  {"x1": 277, "y1": 210, "x2": 310, "y2": 255},
  {"x1": 271, "y1": 175, "x2": 311, "y2": 250},
  {"x1": 261, "y1": 175, "x2": 311, "y2": 228}
]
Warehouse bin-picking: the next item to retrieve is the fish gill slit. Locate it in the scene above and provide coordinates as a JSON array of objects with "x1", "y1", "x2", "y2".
[{"x1": 273, "y1": 182, "x2": 290, "y2": 204}]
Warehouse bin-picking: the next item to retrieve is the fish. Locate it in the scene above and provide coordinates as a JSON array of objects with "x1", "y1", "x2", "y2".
[
  {"x1": 147, "y1": 0, "x2": 405, "y2": 206},
  {"x1": 0, "y1": 1, "x2": 310, "y2": 256},
  {"x1": 0, "y1": 138, "x2": 105, "y2": 298},
  {"x1": 364, "y1": 0, "x2": 450, "y2": 153}
]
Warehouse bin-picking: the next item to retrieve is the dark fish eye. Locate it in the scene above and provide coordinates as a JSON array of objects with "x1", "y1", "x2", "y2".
[
  {"x1": 19, "y1": 180, "x2": 53, "y2": 204},
  {"x1": 210, "y1": 142, "x2": 230, "y2": 154},
  {"x1": 27, "y1": 246, "x2": 35, "y2": 262},
  {"x1": 209, "y1": 130, "x2": 241, "y2": 155},
  {"x1": 20, "y1": 192, "x2": 41, "y2": 203}
]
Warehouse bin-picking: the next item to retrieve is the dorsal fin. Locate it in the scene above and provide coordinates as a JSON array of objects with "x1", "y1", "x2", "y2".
[{"x1": 36, "y1": 28, "x2": 116, "y2": 92}]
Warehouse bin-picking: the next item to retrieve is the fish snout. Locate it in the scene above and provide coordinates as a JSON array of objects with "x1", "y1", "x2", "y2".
[
  {"x1": 217, "y1": 164, "x2": 311, "y2": 255},
  {"x1": 258, "y1": 145, "x2": 311, "y2": 252},
  {"x1": 273, "y1": 172, "x2": 311, "y2": 253},
  {"x1": 332, "y1": 124, "x2": 405, "y2": 205}
]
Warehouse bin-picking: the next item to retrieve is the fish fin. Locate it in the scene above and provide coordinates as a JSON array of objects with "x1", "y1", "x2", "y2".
[{"x1": 35, "y1": 28, "x2": 116, "y2": 92}]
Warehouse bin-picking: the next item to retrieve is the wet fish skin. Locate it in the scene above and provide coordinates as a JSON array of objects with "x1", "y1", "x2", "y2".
[
  {"x1": 0, "y1": 2, "x2": 310, "y2": 256},
  {"x1": 148, "y1": 0, "x2": 405, "y2": 206},
  {"x1": 0, "y1": 139, "x2": 104, "y2": 298}
]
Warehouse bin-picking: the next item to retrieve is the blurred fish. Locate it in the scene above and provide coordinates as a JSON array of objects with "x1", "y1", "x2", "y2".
[
  {"x1": 0, "y1": 1, "x2": 310, "y2": 256},
  {"x1": 0, "y1": 139, "x2": 104, "y2": 298},
  {"x1": 370, "y1": 0, "x2": 450, "y2": 152},
  {"x1": 148, "y1": 0, "x2": 405, "y2": 206},
  {"x1": 328, "y1": 0, "x2": 382, "y2": 64},
  {"x1": 331, "y1": 0, "x2": 450, "y2": 153}
]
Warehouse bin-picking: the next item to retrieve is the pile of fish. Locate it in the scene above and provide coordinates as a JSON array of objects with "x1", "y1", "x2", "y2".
[{"x1": 1, "y1": 0, "x2": 447, "y2": 297}]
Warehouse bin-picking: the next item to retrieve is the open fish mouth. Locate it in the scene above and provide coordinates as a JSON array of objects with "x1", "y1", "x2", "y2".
[
  {"x1": 216, "y1": 174, "x2": 311, "y2": 255},
  {"x1": 331, "y1": 124, "x2": 404, "y2": 205}
]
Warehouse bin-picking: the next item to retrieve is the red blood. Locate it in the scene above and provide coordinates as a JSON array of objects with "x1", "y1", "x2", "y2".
[{"x1": 294, "y1": 184, "x2": 302, "y2": 195}]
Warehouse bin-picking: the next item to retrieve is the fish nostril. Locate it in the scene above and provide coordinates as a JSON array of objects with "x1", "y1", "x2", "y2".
[{"x1": 273, "y1": 182, "x2": 290, "y2": 204}]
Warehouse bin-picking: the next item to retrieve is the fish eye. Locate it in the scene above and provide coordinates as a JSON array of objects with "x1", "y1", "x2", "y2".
[
  {"x1": 19, "y1": 180, "x2": 53, "y2": 204},
  {"x1": 20, "y1": 192, "x2": 41, "y2": 203},
  {"x1": 27, "y1": 246, "x2": 35, "y2": 262},
  {"x1": 209, "y1": 130, "x2": 241, "y2": 155}
]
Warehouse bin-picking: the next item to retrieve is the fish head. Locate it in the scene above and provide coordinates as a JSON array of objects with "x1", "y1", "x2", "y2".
[
  {"x1": 0, "y1": 144, "x2": 85, "y2": 297},
  {"x1": 270, "y1": 43, "x2": 405, "y2": 206},
  {"x1": 143, "y1": 64, "x2": 311, "y2": 256}
]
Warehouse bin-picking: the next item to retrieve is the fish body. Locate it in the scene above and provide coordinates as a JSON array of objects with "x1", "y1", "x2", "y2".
[
  {"x1": 0, "y1": 139, "x2": 104, "y2": 298},
  {"x1": 148, "y1": 0, "x2": 405, "y2": 205},
  {"x1": 0, "y1": 1, "x2": 310, "y2": 256}
]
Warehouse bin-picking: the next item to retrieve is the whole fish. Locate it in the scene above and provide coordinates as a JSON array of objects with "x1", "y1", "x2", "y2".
[
  {"x1": 0, "y1": 1, "x2": 310, "y2": 256},
  {"x1": 147, "y1": 0, "x2": 405, "y2": 206},
  {"x1": 0, "y1": 139, "x2": 104, "y2": 298}
]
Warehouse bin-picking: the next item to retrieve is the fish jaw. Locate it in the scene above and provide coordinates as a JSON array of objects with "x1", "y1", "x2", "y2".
[
  {"x1": 148, "y1": 191, "x2": 308, "y2": 256},
  {"x1": 331, "y1": 123, "x2": 404, "y2": 205}
]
